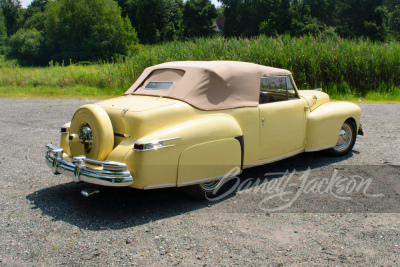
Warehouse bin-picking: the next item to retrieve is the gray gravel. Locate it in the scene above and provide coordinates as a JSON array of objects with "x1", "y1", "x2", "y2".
[{"x1": 0, "y1": 98, "x2": 399, "y2": 266}]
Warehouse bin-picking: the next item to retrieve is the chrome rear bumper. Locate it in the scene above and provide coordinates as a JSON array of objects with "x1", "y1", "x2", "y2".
[{"x1": 45, "y1": 143, "x2": 133, "y2": 187}]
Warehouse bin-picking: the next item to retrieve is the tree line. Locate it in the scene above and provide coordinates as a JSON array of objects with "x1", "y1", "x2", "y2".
[
  {"x1": 221, "y1": 0, "x2": 400, "y2": 41},
  {"x1": 0, "y1": 0, "x2": 218, "y2": 65},
  {"x1": 0, "y1": 0, "x2": 399, "y2": 66}
]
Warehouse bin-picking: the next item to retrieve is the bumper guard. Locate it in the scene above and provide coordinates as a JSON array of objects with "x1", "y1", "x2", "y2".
[
  {"x1": 45, "y1": 143, "x2": 133, "y2": 187},
  {"x1": 358, "y1": 123, "x2": 364, "y2": 136}
]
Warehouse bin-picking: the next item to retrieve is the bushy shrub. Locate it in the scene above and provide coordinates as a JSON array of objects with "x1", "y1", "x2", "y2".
[
  {"x1": 4, "y1": 28, "x2": 43, "y2": 65},
  {"x1": 45, "y1": 0, "x2": 138, "y2": 63}
]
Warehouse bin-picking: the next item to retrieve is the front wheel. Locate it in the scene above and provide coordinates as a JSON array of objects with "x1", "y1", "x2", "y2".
[{"x1": 326, "y1": 120, "x2": 357, "y2": 157}]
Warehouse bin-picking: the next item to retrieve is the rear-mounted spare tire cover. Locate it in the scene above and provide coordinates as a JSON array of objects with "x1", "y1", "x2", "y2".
[{"x1": 69, "y1": 104, "x2": 114, "y2": 161}]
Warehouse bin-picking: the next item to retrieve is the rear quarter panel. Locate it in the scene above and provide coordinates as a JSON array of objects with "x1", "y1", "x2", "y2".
[{"x1": 121, "y1": 114, "x2": 245, "y2": 189}]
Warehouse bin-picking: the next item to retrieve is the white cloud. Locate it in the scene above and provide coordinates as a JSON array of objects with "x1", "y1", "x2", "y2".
[
  {"x1": 20, "y1": 0, "x2": 32, "y2": 8},
  {"x1": 211, "y1": 0, "x2": 221, "y2": 7}
]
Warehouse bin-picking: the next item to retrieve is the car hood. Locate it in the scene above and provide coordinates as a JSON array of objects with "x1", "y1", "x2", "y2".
[{"x1": 97, "y1": 95, "x2": 179, "y2": 112}]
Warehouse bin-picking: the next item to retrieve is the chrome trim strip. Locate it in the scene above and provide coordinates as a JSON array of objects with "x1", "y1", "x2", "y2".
[
  {"x1": 244, "y1": 150, "x2": 304, "y2": 169},
  {"x1": 143, "y1": 183, "x2": 177, "y2": 190},
  {"x1": 45, "y1": 143, "x2": 133, "y2": 187},
  {"x1": 133, "y1": 137, "x2": 182, "y2": 151},
  {"x1": 135, "y1": 137, "x2": 182, "y2": 145},
  {"x1": 144, "y1": 171, "x2": 243, "y2": 189},
  {"x1": 304, "y1": 145, "x2": 335, "y2": 152},
  {"x1": 177, "y1": 172, "x2": 242, "y2": 187},
  {"x1": 133, "y1": 144, "x2": 176, "y2": 151}
]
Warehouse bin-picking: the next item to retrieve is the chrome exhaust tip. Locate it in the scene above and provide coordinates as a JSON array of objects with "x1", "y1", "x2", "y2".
[{"x1": 81, "y1": 189, "x2": 100, "y2": 197}]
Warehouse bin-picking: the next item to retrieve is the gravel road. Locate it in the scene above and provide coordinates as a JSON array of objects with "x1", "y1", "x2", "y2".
[{"x1": 0, "y1": 98, "x2": 399, "y2": 266}]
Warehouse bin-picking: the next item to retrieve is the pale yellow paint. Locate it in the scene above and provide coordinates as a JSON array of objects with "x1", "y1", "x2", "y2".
[
  {"x1": 177, "y1": 139, "x2": 242, "y2": 185},
  {"x1": 60, "y1": 122, "x2": 71, "y2": 155},
  {"x1": 259, "y1": 99, "x2": 307, "y2": 160},
  {"x1": 59, "y1": 90, "x2": 362, "y2": 189},
  {"x1": 304, "y1": 101, "x2": 361, "y2": 150}
]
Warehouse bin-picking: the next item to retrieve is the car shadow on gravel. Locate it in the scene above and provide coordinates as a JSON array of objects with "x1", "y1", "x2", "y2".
[{"x1": 27, "y1": 151, "x2": 355, "y2": 230}]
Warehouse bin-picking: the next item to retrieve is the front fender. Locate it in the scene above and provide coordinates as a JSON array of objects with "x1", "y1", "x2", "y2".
[{"x1": 305, "y1": 102, "x2": 361, "y2": 151}]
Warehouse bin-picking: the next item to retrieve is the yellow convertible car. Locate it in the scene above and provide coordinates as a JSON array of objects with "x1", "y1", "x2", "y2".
[{"x1": 45, "y1": 61, "x2": 363, "y2": 199}]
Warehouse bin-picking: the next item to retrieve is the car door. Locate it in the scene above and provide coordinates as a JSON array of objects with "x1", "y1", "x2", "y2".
[{"x1": 258, "y1": 75, "x2": 307, "y2": 160}]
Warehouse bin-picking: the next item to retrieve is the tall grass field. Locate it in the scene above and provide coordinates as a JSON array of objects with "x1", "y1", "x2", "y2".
[{"x1": 1, "y1": 35, "x2": 399, "y2": 101}]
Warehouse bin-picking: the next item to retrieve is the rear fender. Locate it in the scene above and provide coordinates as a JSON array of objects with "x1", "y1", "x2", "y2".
[
  {"x1": 177, "y1": 138, "x2": 242, "y2": 186},
  {"x1": 121, "y1": 115, "x2": 243, "y2": 189}
]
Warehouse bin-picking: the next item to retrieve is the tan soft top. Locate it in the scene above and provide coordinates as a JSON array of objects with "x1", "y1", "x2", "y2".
[{"x1": 124, "y1": 61, "x2": 291, "y2": 110}]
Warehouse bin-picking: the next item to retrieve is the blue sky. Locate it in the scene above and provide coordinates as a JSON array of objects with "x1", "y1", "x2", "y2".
[
  {"x1": 20, "y1": 0, "x2": 31, "y2": 8},
  {"x1": 21, "y1": 0, "x2": 221, "y2": 8},
  {"x1": 211, "y1": 0, "x2": 221, "y2": 7}
]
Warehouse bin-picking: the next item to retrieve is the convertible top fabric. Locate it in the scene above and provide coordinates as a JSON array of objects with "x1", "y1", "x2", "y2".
[{"x1": 124, "y1": 61, "x2": 292, "y2": 110}]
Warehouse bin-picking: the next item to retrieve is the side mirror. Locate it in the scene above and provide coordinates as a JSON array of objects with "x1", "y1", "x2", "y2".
[
  {"x1": 312, "y1": 95, "x2": 318, "y2": 104},
  {"x1": 306, "y1": 95, "x2": 318, "y2": 110}
]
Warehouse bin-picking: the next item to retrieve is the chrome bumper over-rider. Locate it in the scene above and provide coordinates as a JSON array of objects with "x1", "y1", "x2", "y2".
[{"x1": 45, "y1": 143, "x2": 133, "y2": 187}]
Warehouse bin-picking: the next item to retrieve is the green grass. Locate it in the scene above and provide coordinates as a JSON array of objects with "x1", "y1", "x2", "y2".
[
  {"x1": 0, "y1": 64, "x2": 124, "y2": 98},
  {"x1": 103, "y1": 35, "x2": 400, "y2": 97},
  {"x1": 1, "y1": 85, "x2": 397, "y2": 103},
  {"x1": 0, "y1": 64, "x2": 108, "y2": 88},
  {"x1": 0, "y1": 35, "x2": 399, "y2": 102},
  {"x1": 0, "y1": 85, "x2": 122, "y2": 99}
]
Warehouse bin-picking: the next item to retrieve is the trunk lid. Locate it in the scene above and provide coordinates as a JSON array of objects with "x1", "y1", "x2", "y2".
[{"x1": 98, "y1": 95, "x2": 177, "y2": 112}]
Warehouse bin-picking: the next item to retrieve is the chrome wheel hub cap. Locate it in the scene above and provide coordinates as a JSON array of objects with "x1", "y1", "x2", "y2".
[
  {"x1": 79, "y1": 123, "x2": 93, "y2": 154},
  {"x1": 334, "y1": 124, "x2": 352, "y2": 152}
]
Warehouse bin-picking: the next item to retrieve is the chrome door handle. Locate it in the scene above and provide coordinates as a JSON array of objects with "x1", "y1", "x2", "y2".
[{"x1": 262, "y1": 118, "x2": 265, "y2": 126}]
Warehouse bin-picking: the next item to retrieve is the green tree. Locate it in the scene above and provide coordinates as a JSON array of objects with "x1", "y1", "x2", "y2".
[
  {"x1": 289, "y1": 0, "x2": 313, "y2": 36},
  {"x1": 277, "y1": 0, "x2": 291, "y2": 33},
  {"x1": 221, "y1": 0, "x2": 281, "y2": 37},
  {"x1": 182, "y1": 0, "x2": 218, "y2": 38},
  {"x1": 46, "y1": 0, "x2": 138, "y2": 62},
  {"x1": 304, "y1": 0, "x2": 338, "y2": 27},
  {"x1": 389, "y1": 7, "x2": 400, "y2": 39},
  {"x1": 136, "y1": 0, "x2": 183, "y2": 44},
  {"x1": 23, "y1": 0, "x2": 48, "y2": 31},
  {"x1": 336, "y1": 0, "x2": 388, "y2": 40},
  {"x1": 23, "y1": 11, "x2": 46, "y2": 31},
  {"x1": 4, "y1": 28, "x2": 43, "y2": 65},
  {"x1": 0, "y1": 9, "x2": 7, "y2": 52},
  {"x1": 219, "y1": 0, "x2": 241, "y2": 37},
  {"x1": 22, "y1": 0, "x2": 48, "y2": 32},
  {"x1": 0, "y1": 0, "x2": 22, "y2": 36},
  {"x1": 114, "y1": 0, "x2": 139, "y2": 29}
]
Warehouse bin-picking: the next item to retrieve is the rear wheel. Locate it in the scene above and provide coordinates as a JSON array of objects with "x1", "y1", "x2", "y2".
[
  {"x1": 182, "y1": 179, "x2": 231, "y2": 201},
  {"x1": 326, "y1": 120, "x2": 357, "y2": 157}
]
